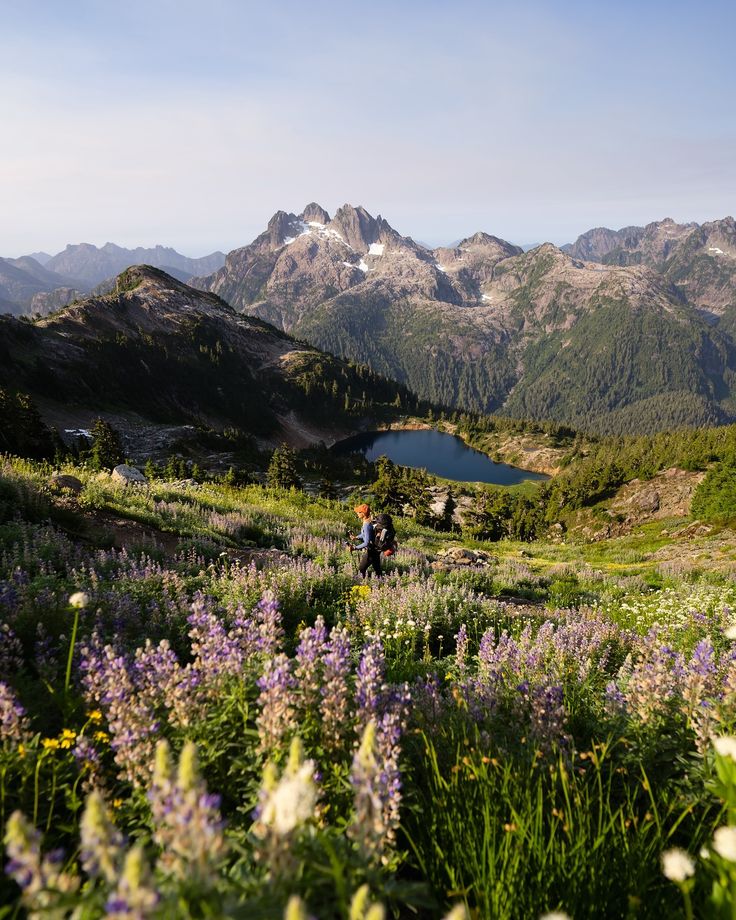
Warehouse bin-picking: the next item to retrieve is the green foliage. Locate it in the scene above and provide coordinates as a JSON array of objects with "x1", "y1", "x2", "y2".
[
  {"x1": 692, "y1": 459, "x2": 736, "y2": 523},
  {"x1": 0, "y1": 389, "x2": 56, "y2": 459},
  {"x1": 88, "y1": 418, "x2": 124, "y2": 471},
  {"x1": 405, "y1": 732, "x2": 706, "y2": 920},
  {"x1": 267, "y1": 444, "x2": 303, "y2": 490}
]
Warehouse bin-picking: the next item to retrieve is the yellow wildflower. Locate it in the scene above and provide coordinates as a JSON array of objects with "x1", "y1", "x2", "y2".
[
  {"x1": 59, "y1": 729, "x2": 77, "y2": 749},
  {"x1": 88, "y1": 710, "x2": 103, "y2": 723},
  {"x1": 18, "y1": 743, "x2": 26, "y2": 758},
  {"x1": 42, "y1": 738, "x2": 60, "y2": 750},
  {"x1": 112, "y1": 799, "x2": 123, "y2": 809},
  {"x1": 94, "y1": 731, "x2": 110, "y2": 744}
]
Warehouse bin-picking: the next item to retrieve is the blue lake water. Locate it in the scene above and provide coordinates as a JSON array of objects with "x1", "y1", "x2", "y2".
[{"x1": 332, "y1": 429, "x2": 549, "y2": 485}]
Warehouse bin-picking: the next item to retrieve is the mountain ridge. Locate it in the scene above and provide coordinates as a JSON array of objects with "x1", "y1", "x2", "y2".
[{"x1": 191, "y1": 204, "x2": 736, "y2": 433}]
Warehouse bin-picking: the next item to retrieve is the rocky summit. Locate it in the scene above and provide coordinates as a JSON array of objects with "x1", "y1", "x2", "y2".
[{"x1": 192, "y1": 205, "x2": 736, "y2": 434}]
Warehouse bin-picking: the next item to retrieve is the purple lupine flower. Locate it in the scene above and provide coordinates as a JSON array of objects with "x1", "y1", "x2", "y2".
[
  {"x1": 320, "y1": 626, "x2": 352, "y2": 749},
  {"x1": 356, "y1": 639, "x2": 386, "y2": 728},
  {"x1": 0, "y1": 623, "x2": 23, "y2": 673},
  {"x1": 257, "y1": 654, "x2": 297, "y2": 753},
  {"x1": 682, "y1": 637, "x2": 718, "y2": 752},
  {"x1": 80, "y1": 640, "x2": 158, "y2": 787},
  {"x1": 228, "y1": 603, "x2": 261, "y2": 658},
  {"x1": 348, "y1": 722, "x2": 386, "y2": 862},
  {"x1": 104, "y1": 844, "x2": 160, "y2": 920},
  {"x1": 80, "y1": 790, "x2": 125, "y2": 884},
  {"x1": 349, "y1": 681, "x2": 411, "y2": 863},
  {"x1": 617, "y1": 630, "x2": 684, "y2": 727},
  {"x1": 149, "y1": 740, "x2": 227, "y2": 887},
  {"x1": 295, "y1": 616, "x2": 327, "y2": 712},
  {"x1": 412, "y1": 674, "x2": 445, "y2": 724},
  {"x1": 255, "y1": 590, "x2": 283, "y2": 655},
  {"x1": 0, "y1": 681, "x2": 30, "y2": 747},
  {"x1": 478, "y1": 629, "x2": 522, "y2": 685},
  {"x1": 4, "y1": 810, "x2": 80, "y2": 911},
  {"x1": 375, "y1": 683, "x2": 411, "y2": 847},
  {"x1": 187, "y1": 594, "x2": 244, "y2": 682},
  {"x1": 529, "y1": 684, "x2": 569, "y2": 753},
  {"x1": 604, "y1": 680, "x2": 626, "y2": 717}
]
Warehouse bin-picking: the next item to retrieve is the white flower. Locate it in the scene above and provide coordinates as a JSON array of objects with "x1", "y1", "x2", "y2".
[
  {"x1": 261, "y1": 762, "x2": 317, "y2": 836},
  {"x1": 713, "y1": 736, "x2": 736, "y2": 762},
  {"x1": 661, "y1": 848, "x2": 695, "y2": 882},
  {"x1": 713, "y1": 826, "x2": 736, "y2": 862},
  {"x1": 442, "y1": 907, "x2": 469, "y2": 920},
  {"x1": 725, "y1": 625, "x2": 736, "y2": 640},
  {"x1": 539, "y1": 913, "x2": 571, "y2": 920},
  {"x1": 69, "y1": 592, "x2": 90, "y2": 609}
]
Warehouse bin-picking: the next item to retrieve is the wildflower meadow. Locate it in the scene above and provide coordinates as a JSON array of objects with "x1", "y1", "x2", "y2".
[{"x1": 3, "y1": 457, "x2": 736, "y2": 918}]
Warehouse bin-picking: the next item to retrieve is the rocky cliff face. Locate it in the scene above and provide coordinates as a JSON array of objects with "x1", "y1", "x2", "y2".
[{"x1": 564, "y1": 216, "x2": 736, "y2": 320}]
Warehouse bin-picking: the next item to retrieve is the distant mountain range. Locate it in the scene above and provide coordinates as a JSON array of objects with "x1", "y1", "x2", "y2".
[
  {"x1": 5, "y1": 208, "x2": 736, "y2": 436},
  {"x1": 189, "y1": 204, "x2": 736, "y2": 433},
  {"x1": 0, "y1": 243, "x2": 226, "y2": 316}
]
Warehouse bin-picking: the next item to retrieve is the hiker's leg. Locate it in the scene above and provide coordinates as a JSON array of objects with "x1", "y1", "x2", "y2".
[
  {"x1": 358, "y1": 551, "x2": 370, "y2": 579},
  {"x1": 371, "y1": 549, "x2": 382, "y2": 578}
]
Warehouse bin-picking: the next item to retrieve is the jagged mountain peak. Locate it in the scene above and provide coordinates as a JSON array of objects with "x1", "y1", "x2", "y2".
[
  {"x1": 329, "y1": 204, "x2": 385, "y2": 251},
  {"x1": 300, "y1": 202, "x2": 331, "y2": 224}
]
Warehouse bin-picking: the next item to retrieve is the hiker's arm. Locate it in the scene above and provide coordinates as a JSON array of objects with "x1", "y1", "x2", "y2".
[{"x1": 353, "y1": 522, "x2": 373, "y2": 550}]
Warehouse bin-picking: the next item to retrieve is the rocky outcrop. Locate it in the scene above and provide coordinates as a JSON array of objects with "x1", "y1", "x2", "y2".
[
  {"x1": 112, "y1": 464, "x2": 147, "y2": 487},
  {"x1": 49, "y1": 474, "x2": 84, "y2": 494}
]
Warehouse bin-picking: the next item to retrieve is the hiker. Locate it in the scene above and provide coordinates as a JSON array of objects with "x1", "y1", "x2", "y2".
[{"x1": 349, "y1": 503, "x2": 382, "y2": 579}]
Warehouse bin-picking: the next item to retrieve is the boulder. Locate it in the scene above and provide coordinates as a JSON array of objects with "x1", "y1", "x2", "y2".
[
  {"x1": 111, "y1": 464, "x2": 147, "y2": 487},
  {"x1": 429, "y1": 497, "x2": 449, "y2": 517},
  {"x1": 49, "y1": 474, "x2": 84, "y2": 494},
  {"x1": 634, "y1": 490, "x2": 660, "y2": 513}
]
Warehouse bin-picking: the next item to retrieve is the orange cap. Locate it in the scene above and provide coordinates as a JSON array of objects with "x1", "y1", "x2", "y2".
[{"x1": 354, "y1": 503, "x2": 370, "y2": 515}]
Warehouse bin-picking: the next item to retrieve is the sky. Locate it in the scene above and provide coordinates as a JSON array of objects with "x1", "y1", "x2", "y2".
[{"x1": 1, "y1": 0, "x2": 735, "y2": 256}]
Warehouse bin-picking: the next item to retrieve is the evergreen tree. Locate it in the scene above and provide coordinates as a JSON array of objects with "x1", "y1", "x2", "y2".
[
  {"x1": 318, "y1": 478, "x2": 338, "y2": 500},
  {"x1": 267, "y1": 445, "x2": 302, "y2": 490},
  {"x1": 89, "y1": 418, "x2": 123, "y2": 471}
]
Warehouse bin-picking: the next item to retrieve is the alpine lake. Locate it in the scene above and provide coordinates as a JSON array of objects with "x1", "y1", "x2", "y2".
[{"x1": 331, "y1": 428, "x2": 549, "y2": 485}]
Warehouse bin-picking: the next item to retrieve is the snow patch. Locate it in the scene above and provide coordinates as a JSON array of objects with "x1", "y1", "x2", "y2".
[
  {"x1": 65, "y1": 428, "x2": 92, "y2": 439},
  {"x1": 307, "y1": 221, "x2": 326, "y2": 229},
  {"x1": 435, "y1": 263, "x2": 448, "y2": 273},
  {"x1": 709, "y1": 247, "x2": 726, "y2": 255},
  {"x1": 481, "y1": 294, "x2": 492, "y2": 302},
  {"x1": 342, "y1": 259, "x2": 369, "y2": 273},
  {"x1": 368, "y1": 243, "x2": 385, "y2": 256}
]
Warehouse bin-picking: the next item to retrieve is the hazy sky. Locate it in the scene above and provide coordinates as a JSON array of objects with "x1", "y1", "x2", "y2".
[{"x1": 2, "y1": 0, "x2": 735, "y2": 256}]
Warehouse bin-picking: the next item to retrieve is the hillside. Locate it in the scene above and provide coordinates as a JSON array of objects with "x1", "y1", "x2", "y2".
[
  {"x1": 0, "y1": 255, "x2": 84, "y2": 315},
  {"x1": 192, "y1": 205, "x2": 736, "y2": 433},
  {"x1": 563, "y1": 216, "x2": 736, "y2": 321},
  {"x1": 0, "y1": 265, "x2": 420, "y2": 453}
]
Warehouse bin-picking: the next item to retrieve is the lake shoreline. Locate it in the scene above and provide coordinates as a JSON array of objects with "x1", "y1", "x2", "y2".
[{"x1": 332, "y1": 427, "x2": 549, "y2": 486}]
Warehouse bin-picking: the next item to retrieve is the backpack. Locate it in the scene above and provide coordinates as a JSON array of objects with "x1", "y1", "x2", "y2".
[{"x1": 372, "y1": 513, "x2": 397, "y2": 555}]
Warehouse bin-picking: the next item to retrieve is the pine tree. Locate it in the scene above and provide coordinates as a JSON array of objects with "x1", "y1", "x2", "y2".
[
  {"x1": 267, "y1": 445, "x2": 302, "y2": 490},
  {"x1": 89, "y1": 419, "x2": 123, "y2": 471}
]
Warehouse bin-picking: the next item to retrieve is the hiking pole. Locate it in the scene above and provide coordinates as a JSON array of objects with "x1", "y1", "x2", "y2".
[{"x1": 345, "y1": 530, "x2": 359, "y2": 575}]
